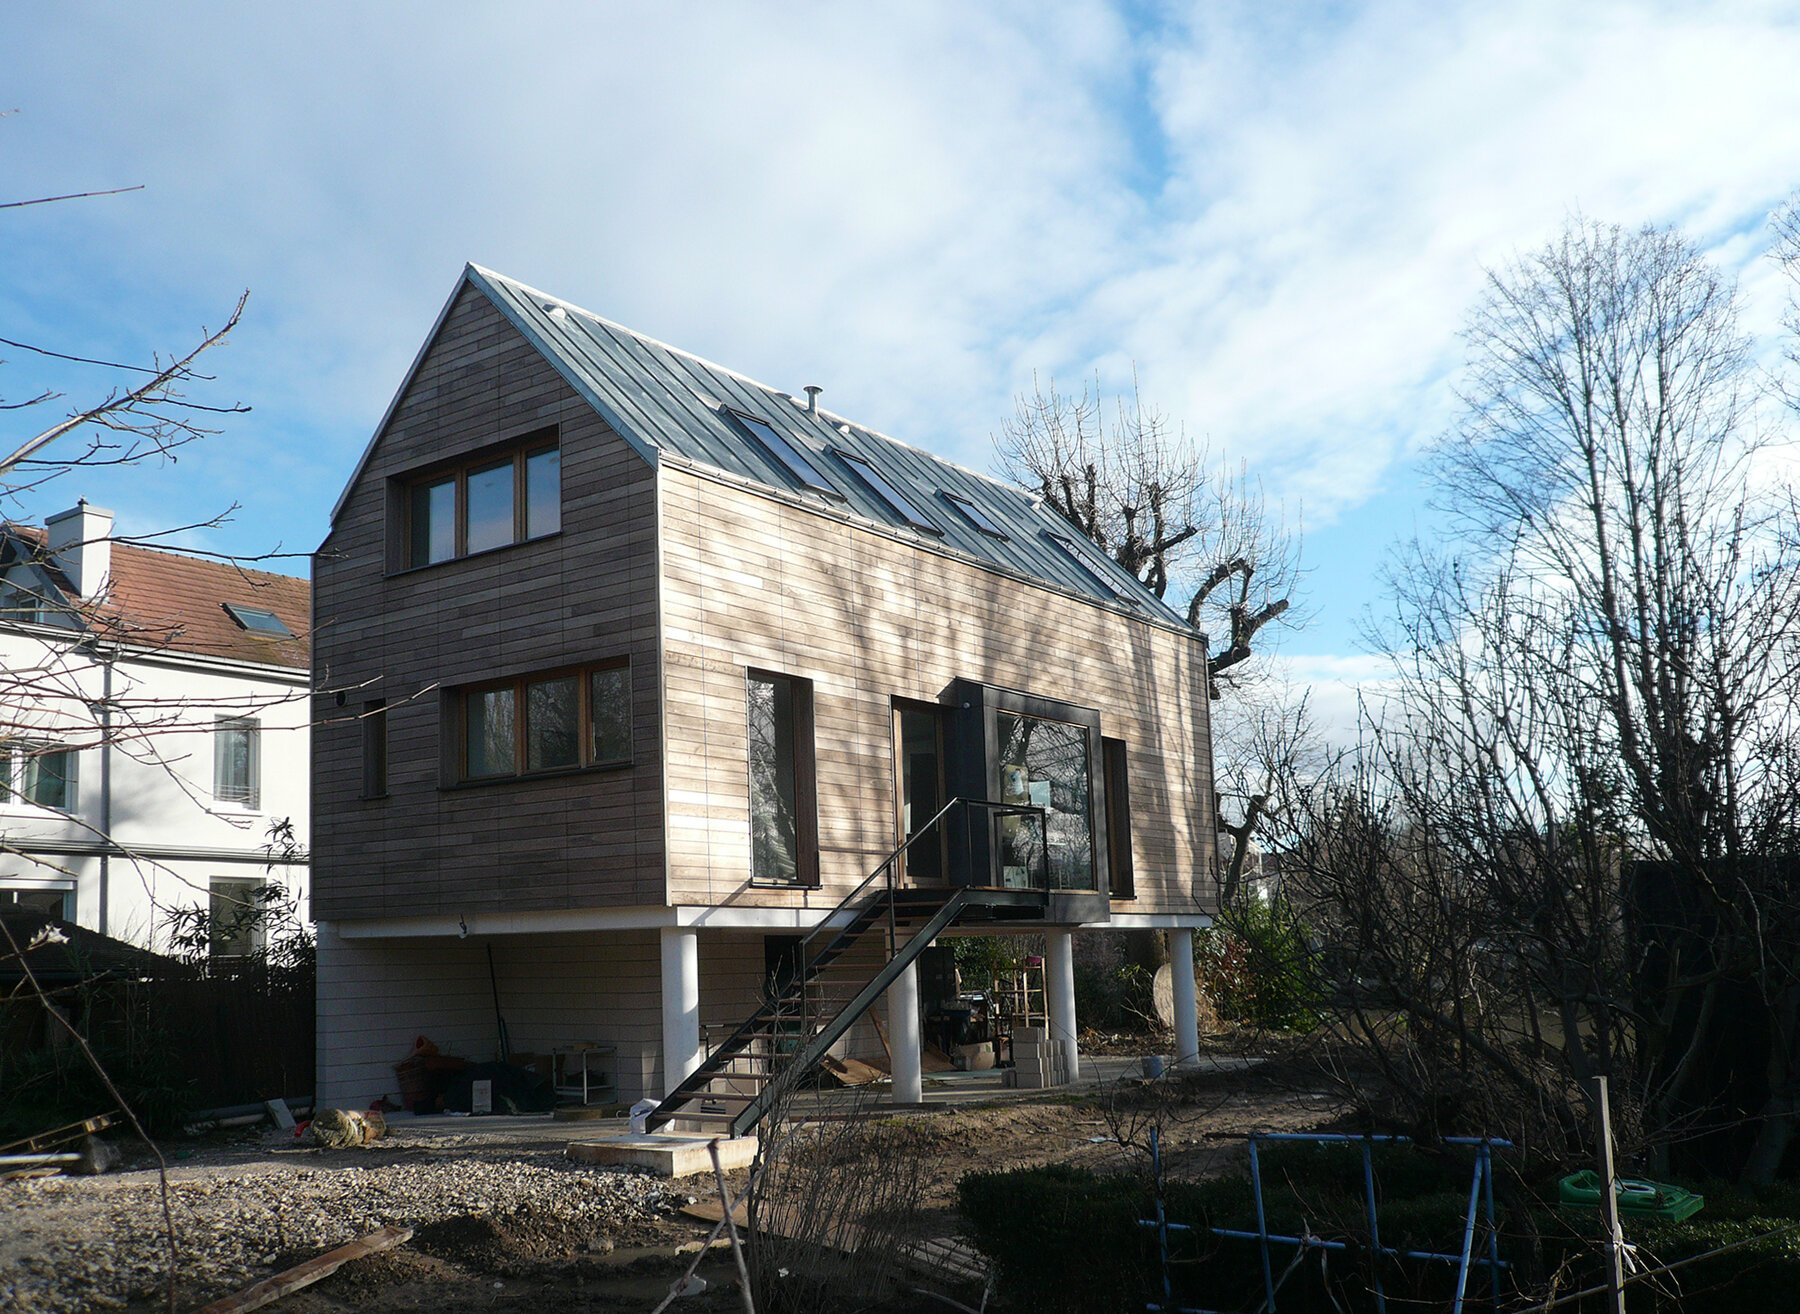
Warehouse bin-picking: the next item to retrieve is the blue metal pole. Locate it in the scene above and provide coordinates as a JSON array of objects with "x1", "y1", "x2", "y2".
[
  {"x1": 1451, "y1": 1146, "x2": 1484, "y2": 1314},
  {"x1": 1249, "y1": 1136, "x2": 1276, "y2": 1311},
  {"x1": 1361, "y1": 1139, "x2": 1388, "y2": 1314},
  {"x1": 1483, "y1": 1142, "x2": 1501, "y2": 1310}
]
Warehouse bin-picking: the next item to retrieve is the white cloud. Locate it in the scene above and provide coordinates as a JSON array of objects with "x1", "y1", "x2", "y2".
[{"x1": 3, "y1": 0, "x2": 1797, "y2": 705}]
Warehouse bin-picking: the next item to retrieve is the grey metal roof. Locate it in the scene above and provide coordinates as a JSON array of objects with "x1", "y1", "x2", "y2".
[{"x1": 350, "y1": 264, "x2": 1188, "y2": 627}]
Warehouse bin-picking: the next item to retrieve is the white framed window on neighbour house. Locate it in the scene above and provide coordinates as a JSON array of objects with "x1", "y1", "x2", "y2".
[
  {"x1": 213, "y1": 717, "x2": 261, "y2": 808},
  {"x1": 0, "y1": 741, "x2": 78, "y2": 811}
]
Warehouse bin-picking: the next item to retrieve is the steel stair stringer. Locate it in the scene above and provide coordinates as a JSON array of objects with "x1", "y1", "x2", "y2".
[{"x1": 644, "y1": 886, "x2": 970, "y2": 1137}]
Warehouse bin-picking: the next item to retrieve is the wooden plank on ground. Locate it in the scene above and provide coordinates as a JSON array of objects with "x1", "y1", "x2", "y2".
[{"x1": 193, "y1": 1225, "x2": 413, "y2": 1314}]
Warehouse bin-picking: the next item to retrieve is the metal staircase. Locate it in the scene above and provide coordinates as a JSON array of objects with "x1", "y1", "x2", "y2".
[{"x1": 645, "y1": 798, "x2": 1045, "y2": 1137}]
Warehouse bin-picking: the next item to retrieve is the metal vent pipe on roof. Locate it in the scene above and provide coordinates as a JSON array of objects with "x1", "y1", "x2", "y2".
[{"x1": 804, "y1": 385, "x2": 822, "y2": 414}]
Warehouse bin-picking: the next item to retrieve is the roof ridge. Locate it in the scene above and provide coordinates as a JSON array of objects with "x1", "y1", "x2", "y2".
[{"x1": 472, "y1": 267, "x2": 1031, "y2": 500}]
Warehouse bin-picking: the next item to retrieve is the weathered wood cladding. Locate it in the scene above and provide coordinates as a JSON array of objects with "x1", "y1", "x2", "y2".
[
  {"x1": 311, "y1": 286, "x2": 664, "y2": 922},
  {"x1": 658, "y1": 464, "x2": 1216, "y2": 917}
]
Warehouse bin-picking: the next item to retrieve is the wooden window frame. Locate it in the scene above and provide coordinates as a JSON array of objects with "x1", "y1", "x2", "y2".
[
  {"x1": 746, "y1": 668, "x2": 819, "y2": 888},
  {"x1": 396, "y1": 428, "x2": 560, "y2": 570},
  {"x1": 447, "y1": 657, "x2": 632, "y2": 786}
]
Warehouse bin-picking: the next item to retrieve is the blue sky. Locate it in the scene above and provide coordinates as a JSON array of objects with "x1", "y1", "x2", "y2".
[{"x1": 4, "y1": 2, "x2": 1799, "y2": 729}]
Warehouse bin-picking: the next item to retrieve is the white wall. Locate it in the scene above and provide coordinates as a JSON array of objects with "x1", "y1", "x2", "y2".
[{"x1": 0, "y1": 624, "x2": 310, "y2": 949}]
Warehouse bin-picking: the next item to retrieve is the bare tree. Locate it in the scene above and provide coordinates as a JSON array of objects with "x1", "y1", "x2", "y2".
[
  {"x1": 1292, "y1": 217, "x2": 1800, "y2": 1182},
  {"x1": 995, "y1": 375, "x2": 1300, "y2": 691}
]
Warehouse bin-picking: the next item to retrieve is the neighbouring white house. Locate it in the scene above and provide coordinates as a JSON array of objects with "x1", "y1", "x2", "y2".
[{"x1": 0, "y1": 501, "x2": 311, "y2": 953}]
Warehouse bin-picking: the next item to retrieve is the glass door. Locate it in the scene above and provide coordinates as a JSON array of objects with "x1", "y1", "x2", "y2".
[{"x1": 894, "y1": 701, "x2": 946, "y2": 885}]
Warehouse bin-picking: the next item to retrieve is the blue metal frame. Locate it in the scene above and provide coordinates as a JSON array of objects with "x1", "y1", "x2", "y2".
[{"x1": 1138, "y1": 1131, "x2": 1512, "y2": 1313}]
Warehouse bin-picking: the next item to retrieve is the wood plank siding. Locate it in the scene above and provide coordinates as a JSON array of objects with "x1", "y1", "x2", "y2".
[
  {"x1": 311, "y1": 287, "x2": 665, "y2": 921},
  {"x1": 658, "y1": 463, "x2": 1217, "y2": 918}
]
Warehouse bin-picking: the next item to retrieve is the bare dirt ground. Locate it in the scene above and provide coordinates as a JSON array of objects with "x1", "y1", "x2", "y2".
[{"x1": 3, "y1": 1032, "x2": 1345, "y2": 1313}]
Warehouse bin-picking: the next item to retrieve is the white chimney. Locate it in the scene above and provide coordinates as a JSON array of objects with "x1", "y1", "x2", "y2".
[{"x1": 43, "y1": 501, "x2": 114, "y2": 600}]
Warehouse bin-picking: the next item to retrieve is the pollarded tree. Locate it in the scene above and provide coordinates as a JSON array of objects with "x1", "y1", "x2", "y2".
[{"x1": 994, "y1": 377, "x2": 1300, "y2": 692}]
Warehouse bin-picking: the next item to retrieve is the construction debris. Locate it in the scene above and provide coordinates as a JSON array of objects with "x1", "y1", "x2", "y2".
[
  {"x1": 307, "y1": 1109, "x2": 386, "y2": 1148},
  {"x1": 193, "y1": 1225, "x2": 412, "y2": 1314}
]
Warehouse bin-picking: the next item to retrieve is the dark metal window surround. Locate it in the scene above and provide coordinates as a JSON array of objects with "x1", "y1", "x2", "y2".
[
  {"x1": 213, "y1": 717, "x2": 261, "y2": 808},
  {"x1": 403, "y1": 433, "x2": 560, "y2": 568},
  {"x1": 835, "y1": 451, "x2": 941, "y2": 533},
  {"x1": 747, "y1": 669, "x2": 819, "y2": 886},
  {"x1": 727, "y1": 411, "x2": 838, "y2": 495},
  {"x1": 941, "y1": 491, "x2": 1010, "y2": 539},
  {"x1": 455, "y1": 659, "x2": 631, "y2": 782}
]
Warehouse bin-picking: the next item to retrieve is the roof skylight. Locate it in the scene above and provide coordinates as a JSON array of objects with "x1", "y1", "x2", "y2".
[
  {"x1": 1044, "y1": 532, "x2": 1122, "y2": 600},
  {"x1": 941, "y1": 491, "x2": 1009, "y2": 540},
  {"x1": 835, "y1": 452, "x2": 940, "y2": 533},
  {"x1": 222, "y1": 602, "x2": 294, "y2": 637},
  {"x1": 728, "y1": 411, "x2": 838, "y2": 495}
]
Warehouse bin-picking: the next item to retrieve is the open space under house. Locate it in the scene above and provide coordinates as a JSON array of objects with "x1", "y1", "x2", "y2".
[{"x1": 312, "y1": 265, "x2": 1217, "y2": 1130}]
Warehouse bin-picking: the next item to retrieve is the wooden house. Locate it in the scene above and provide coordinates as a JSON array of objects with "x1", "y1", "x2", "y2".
[{"x1": 313, "y1": 267, "x2": 1216, "y2": 1125}]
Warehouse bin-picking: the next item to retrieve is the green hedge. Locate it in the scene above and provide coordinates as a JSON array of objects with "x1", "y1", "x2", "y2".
[{"x1": 958, "y1": 1147, "x2": 1800, "y2": 1312}]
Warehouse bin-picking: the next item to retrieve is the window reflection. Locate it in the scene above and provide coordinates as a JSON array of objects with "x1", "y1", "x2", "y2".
[{"x1": 995, "y1": 711, "x2": 1094, "y2": 890}]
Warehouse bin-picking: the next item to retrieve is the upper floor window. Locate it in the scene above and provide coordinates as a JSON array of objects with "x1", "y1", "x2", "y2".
[
  {"x1": 404, "y1": 436, "x2": 560, "y2": 568},
  {"x1": 0, "y1": 741, "x2": 78, "y2": 811},
  {"x1": 214, "y1": 716, "x2": 261, "y2": 808},
  {"x1": 457, "y1": 659, "x2": 631, "y2": 782}
]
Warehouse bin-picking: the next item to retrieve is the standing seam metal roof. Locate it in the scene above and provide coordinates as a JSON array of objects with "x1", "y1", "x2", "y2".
[{"x1": 353, "y1": 264, "x2": 1189, "y2": 627}]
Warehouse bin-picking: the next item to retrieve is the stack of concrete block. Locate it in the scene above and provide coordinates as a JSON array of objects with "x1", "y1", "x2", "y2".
[{"x1": 1009, "y1": 1027, "x2": 1070, "y2": 1089}]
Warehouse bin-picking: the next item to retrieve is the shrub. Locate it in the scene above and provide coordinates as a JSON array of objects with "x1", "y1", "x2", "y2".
[{"x1": 1197, "y1": 896, "x2": 1322, "y2": 1031}]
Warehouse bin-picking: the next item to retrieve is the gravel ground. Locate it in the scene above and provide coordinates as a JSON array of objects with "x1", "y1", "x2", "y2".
[{"x1": 0, "y1": 1137, "x2": 687, "y2": 1314}]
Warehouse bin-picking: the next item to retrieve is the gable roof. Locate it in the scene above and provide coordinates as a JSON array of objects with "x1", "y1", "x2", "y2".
[
  {"x1": 336, "y1": 265, "x2": 1189, "y2": 627},
  {"x1": 0, "y1": 526, "x2": 310, "y2": 670}
]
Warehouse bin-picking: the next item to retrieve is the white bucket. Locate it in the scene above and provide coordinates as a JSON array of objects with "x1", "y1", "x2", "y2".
[{"x1": 629, "y1": 1098, "x2": 660, "y2": 1134}]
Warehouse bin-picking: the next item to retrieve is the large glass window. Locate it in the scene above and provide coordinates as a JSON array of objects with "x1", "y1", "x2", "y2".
[
  {"x1": 458, "y1": 660, "x2": 631, "y2": 782},
  {"x1": 995, "y1": 711, "x2": 1095, "y2": 890},
  {"x1": 748, "y1": 671, "x2": 815, "y2": 885},
  {"x1": 213, "y1": 717, "x2": 261, "y2": 808},
  {"x1": 402, "y1": 434, "x2": 560, "y2": 568}
]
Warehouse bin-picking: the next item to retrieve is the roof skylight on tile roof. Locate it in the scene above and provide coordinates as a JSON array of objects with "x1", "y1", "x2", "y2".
[
  {"x1": 726, "y1": 410, "x2": 839, "y2": 496},
  {"x1": 941, "y1": 491, "x2": 1010, "y2": 540},
  {"x1": 222, "y1": 602, "x2": 295, "y2": 638},
  {"x1": 834, "y1": 451, "x2": 940, "y2": 533}
]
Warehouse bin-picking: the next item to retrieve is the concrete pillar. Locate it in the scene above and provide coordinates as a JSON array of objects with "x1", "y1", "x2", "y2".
[
  {"x1": 888, "y1": 956, "x2": 923, "y2": 1105},
  {"x1": 1170, "y1": 927, "x2": 1199, "y2": 1067},
  {"x1": 1045, "y1": 927, "x2": 1080, "y2": 1082},
  {"x1": 660, "y1": 927, "x2": 701, "y2": 1095}
]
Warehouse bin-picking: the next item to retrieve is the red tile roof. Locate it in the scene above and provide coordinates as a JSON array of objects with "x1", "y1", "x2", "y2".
[{"x1": 6, "y1": 526, "x2": 310, "y2": 669}]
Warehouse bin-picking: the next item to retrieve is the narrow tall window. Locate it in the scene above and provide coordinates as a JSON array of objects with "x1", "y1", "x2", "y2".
[
  {"x1": 464, "y1": 458, "x2": 515, "y2": 554},
  {"x1": 525, "y1": 447, "x2": 561, "y2": 538},
  {"x1": 362, "y1": 700, "x2": 388, "y2": 799},
  {"x1": 1103, "y1": 737, "x2": 1134, "y2": 899},
  {"x1": 213, "y1": 718, "x2": 260, "y2": 808},
  {"x1": 410, "y1": 477, "x2": 456, "y2": 565},
  {"x1": 747, "y1": 671, "x2": 817, "y2": 886}
]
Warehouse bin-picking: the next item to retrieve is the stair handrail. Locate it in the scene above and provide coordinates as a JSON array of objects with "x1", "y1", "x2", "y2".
[{"x1": 793, "y1": 796, "x2": 1047, "y2": 1036}]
